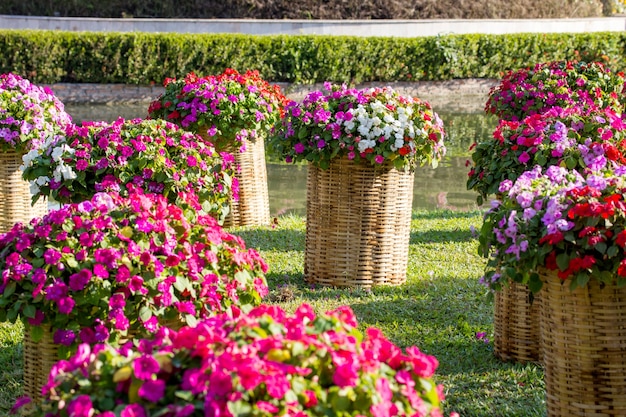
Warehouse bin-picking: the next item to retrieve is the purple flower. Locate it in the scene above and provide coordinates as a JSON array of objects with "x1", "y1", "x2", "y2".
[
  {"x1": 294, "y1": 143, "x2": 305, "y2": 154},
  {"x1": 121, "y1": 404, "x2": 147, "y2": 417},
  {"x1": 53, "y1": 329, "x2": 76, "y2": 346},
  {"x1": 133, "y1": 355, "x2": 160, "y2": 380},
  {"x1": 69, "y1": 269, "x2": 92, "y2": 291},
  {"x1": 138, "y1": 379, "x2": 166, "y2": 402},
  {"x1": 66, "y1": 394, "x2": 94, "y2": 416}
]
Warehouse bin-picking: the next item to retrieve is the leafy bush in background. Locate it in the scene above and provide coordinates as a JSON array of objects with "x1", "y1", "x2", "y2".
[{"x1": 0, "y1": 30, "x2": 625, "y2": 85}]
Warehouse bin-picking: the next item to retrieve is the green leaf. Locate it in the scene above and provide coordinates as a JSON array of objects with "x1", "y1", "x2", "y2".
[
  {"x1": 2, "y1": 281, "x2": 16, "y2": 297},
  {"x1": 23, "y1": 304, "x2": 36, "y2": 319},
  {"x1": 30, "y1": 325, "x2": 44, "y2": 343},
  {"x1": 139, "y1": 306, "x2": 153, "y2": 322}
]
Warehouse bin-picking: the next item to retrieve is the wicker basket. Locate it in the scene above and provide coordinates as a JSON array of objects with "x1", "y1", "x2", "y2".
[
  {"x1": 539, "y1": 268, "x2": 626, "y2": 416},
  {"x1": 0, "y1": 152, "x2": 47, "y2": 233},
  {"x1": 305, "y1": 157, "x2": 414, "y2": 288},
  {"x1": 22, "y1": 319, "x2": 184, "y2": 404},
  {"x1": 204, "y1": 135, "x2": 270, "y2": 228},
  {"x1": 493, "y1": 280, "x2": 542, "y2": 364},
  {"x1": 23, "y1": 326, "x2": 58, "y2": 403}
]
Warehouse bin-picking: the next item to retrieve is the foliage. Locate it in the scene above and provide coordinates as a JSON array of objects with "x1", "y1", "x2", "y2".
[
  {"x1": 0, "y1": 73, "x2": 71, "y2": 154},
  {"x1": 269, "y1": 83, "x2": 445, "y2": 170},
  {"x1": 2, "y1": 31, "x2": 626, "y2": 85},
  {"x1": 147, "y1": 69, "x2": 288, "y2": 150},
  {"x1": 484, "y1": 60, "x2": 626, "y2": 121},
  {"x1": 20, "y1": 118, "x2": 235, "y2": 222},
  {"x1": 467, "y1": 105, "x2": 626, "y2": 204},
  {"x1": 20, "y1": 303, "x2": 454, "y2": 417},
  {"x1": 1, "y1": 211, "x2": 548, "y2": 417},
  {"x1": 0, "y1": 190, "x2": 268, "y2": 357},
  {"x1": 478, "y1": 164, "x2": 626, "y2": 294},
  {"x1": 0, "y1": 0, "x2": 607, "y2": 18}
]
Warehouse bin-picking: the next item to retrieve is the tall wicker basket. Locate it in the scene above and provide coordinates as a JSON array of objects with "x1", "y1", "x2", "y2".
[
  {"x1": 210, "y1": 136, "x2": 270, "y2": 228},
  {"x1": 305, "y1": 157, "x2": 414, "y2": 288},
  {"x1": 23, "y1": 326, "x2": 58, "y2": 404},
  {"x1": 539, "y1": 268, "x2": 626, "y2": 416},
  {"x1": 0, "y1": 152, "x2": 47, "y2": 233},
  {"x1": 493, "y1": 280, "x2": 542, "y2": 364}
]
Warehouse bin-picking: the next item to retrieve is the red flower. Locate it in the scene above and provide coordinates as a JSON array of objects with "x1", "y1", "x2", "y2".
[{"x1": 539, "y1": 232, "x2": 564, "y2": 245}]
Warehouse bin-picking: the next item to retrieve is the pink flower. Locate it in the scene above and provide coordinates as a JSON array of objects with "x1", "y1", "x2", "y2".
[
  {"x1": 374, "y1": 155, "x2": 385, "y2": 164},
  {"x1": 187, "y1": 155, "x2": 197, "y2": 167},
  {"x1": 66, "y1": 394, "x2": 94, "y2": 417},
  {"x1": 133, "y1": 355, "x2": 160, "y2": 380},
  {"x1": 256, "y1": 401, "x2": 279, "y2": 413},
  {"x1": 121, "y1": 404, "x2": 147, "y2": 417},
  {"x1": 138, "y1": 379, "x2": 166, "y2": 402},
  {"x1": 518, "y1": 151, "x2": 530, "y2": 164}
]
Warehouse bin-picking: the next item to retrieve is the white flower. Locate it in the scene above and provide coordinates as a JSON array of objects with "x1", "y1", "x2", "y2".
[
  {"x1": 357, "y1": 139, "x2": 376, "y2": 153},
  {"x1": 29, "y1": 182, "x2": 40, "y2": 196},
  {"x1": 20, "y1": 149, "x2": 40, "y2": 170},
  {"x1": 35, "y1": 175, "x2": 50, "y2": 186},
  {"x1": 59, "y1": 163, "x2": 77, "y2": 181}
]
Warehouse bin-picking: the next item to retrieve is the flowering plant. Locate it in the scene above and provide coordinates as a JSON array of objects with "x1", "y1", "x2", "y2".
[
  {"x1": 269, "y1": 83, "x2": 446, "y2": 170},
  {"x1": 20, "y1": 118, "x2": 235, "y2": 222},
  {"x1": 21, "y1": 303, "x2": 454, "y2": 417},
  {"x1": 0, "y1": 189, "x2": 268, "y2": 357},
  {"x1": 0, "y1": 73, "x2": 72, "y2": 154},
  {"x1": 478, "y1": 164, "x2": 626, "y2": 293},
  {"x1": 147, "y1": 69, "x2": 288, "y2": 150},
  {"x1": 467, "y1": 106, "x2": 626, "y2": 204},
  {"x1": 485, "y1": 60, "x2": 626, "y2": 121}
]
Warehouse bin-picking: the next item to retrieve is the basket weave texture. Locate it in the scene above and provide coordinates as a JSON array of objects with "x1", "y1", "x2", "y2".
[
  {"x1": 23, "y1": 319, "x2": 184, "y2": 404},
  {"x1": 493, "y1": 280, "x2": 542, "y2": 364},
  {"x1": 305, "y1": 157, "x2": 414, "y2": 288},
  {"x1": 23, "y1": 326, "x2": 58, "y2": 404},
  {"x1": 539, "y1": 268, "x2": 626, "y2": 416},
  {"x1": 206, "y1": 136, "x2": 270, "y2": 227},
  {"x1": 0, "y1": 152, "x2": 47, "y2": 233}
]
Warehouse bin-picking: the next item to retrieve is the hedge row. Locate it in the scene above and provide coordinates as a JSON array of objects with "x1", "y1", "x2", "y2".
[{"x1": 1, "y1": 30, "x2": 625, "y2": 85}]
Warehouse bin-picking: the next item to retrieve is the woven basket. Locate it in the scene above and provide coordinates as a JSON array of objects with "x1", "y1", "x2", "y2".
[
  {"x1": 22, "y1": 319, "x2": 184, "y2": 404},
  {"x1": 305, "y1": 157, "x2": 414, "y2": 288},
  {"x1": 0, "y1": 152, "x2": 47, "y2": 233},
  {"x1": 202, "y1": 135, "x2": 270, "y2": 227},
  {"x1": 539, "y1": 268, "x2": 626, "y2": 416},
  {"x1": 493, "y1": 280, "x2": 542, "y2": 364},
  {"x1": 23, "y1": 326, "x2": 58, "y2": 404}
]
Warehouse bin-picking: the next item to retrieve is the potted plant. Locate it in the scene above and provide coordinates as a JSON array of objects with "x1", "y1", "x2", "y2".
[
  {"x1": 269, "y1": 83, "x2": 445, "y2": 288},
  {"x1": 147, "y1": 69, "x2": 289, "y2": 226},
  {"x1": 467, "y1": 105, "x2": 626, "y2": 205},
  {"x1": 17, "y1": 303, "x2": 456, "y2": 417},
  {"x1": 478, "y1": 163, "x2": 626, "y2": 415},
  {"x1": 484, "y1": 60, "x2": 626, "y2": 122},
  {"x1": 0, "y1": 72, "x2": 72, "y2": 231},
  {"x1": 0, "y1": 188, "x2": 268, "y2": 401},
  {"x1": 20, "y1": 118, "x2": 235, "y2": 223}
]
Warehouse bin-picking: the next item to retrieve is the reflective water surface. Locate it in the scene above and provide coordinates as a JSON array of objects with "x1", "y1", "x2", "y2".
[{"x1": 64, "y1": 100, "x2": 496, "y2": 216}]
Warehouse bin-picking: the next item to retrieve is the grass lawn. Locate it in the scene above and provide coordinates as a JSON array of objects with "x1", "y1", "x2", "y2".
[{"x1": 0, "y1": 210, "x2": 545, "y2": 416}]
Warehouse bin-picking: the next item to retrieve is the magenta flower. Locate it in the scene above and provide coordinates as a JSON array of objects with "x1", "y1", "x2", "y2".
[
  {"x1": 133, "y1": 355, "x2": 160, "y2": 380},
  {"x1": 138, "y1": 379, "x2": 166, "y2": 402}
]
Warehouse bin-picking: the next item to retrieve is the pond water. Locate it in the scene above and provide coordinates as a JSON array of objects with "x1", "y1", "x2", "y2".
[{"x1": 64, "y1": 101, "x2": 497, "y2": 216}]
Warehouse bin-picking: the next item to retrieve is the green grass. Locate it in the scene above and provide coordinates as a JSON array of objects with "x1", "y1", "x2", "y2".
[{"x1": 0, "y1": 210, "x2": 545, "y2": 416}]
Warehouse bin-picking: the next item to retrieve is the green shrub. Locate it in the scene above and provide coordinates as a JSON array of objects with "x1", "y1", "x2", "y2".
[{"x1": 0, "y1": 30, "x2": 625, "y2": 85}]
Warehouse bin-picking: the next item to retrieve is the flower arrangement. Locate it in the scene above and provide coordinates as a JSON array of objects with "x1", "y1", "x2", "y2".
[
  {"x1": 466, "y1": 105, "x2": 626, "y2": 204},
  {"x1": 269, "y1": 83, "x2": 446, "y2": 170},
  {"x1": 484, "y1": 60, "x2": 626, "y2": 121},
  {"x1": 478, "y1": 163, "x2": 626, "y2": 293},
  {"x1": 21, "y1": 303, "x2": 455, "y2": 417},
  {"x1": 0, "y1": 189, "x2": 268, "y2": 357},
  {"x1": 147, "y1": 69, "x2": 288, "y2": 150},
  {"x1": 0, "y1": 73, "x2": 72, "y2": 154},
  {"x1": 20, "y1": 118, "x2": 235, "y2": 222}
]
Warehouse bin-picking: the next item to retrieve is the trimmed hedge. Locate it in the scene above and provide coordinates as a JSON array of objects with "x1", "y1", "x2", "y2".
[{"x1": 1, "y1": 30, "x2": 625, "y2": 85}]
